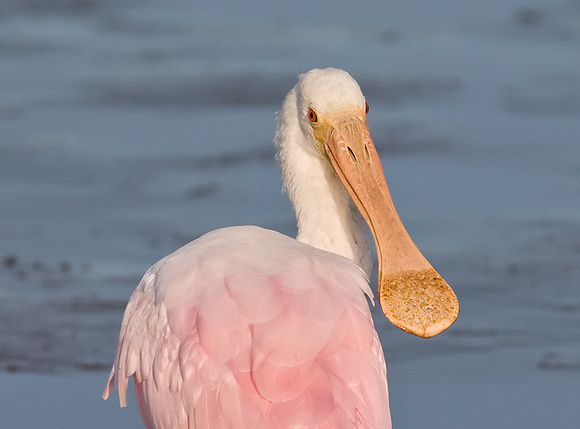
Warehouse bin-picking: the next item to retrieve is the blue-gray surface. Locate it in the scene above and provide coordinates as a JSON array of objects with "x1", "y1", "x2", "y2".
[{"x1": 0, "y1": 0, "x2": 579, "y2": 427}]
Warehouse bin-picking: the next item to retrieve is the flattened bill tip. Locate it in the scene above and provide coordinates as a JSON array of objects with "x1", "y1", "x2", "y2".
[{"x1": 379, "y1": 268, "x2": 459, "y2": 338}]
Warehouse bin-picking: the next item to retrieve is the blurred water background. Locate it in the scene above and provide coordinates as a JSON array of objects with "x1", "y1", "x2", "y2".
[{"x1": 1, "y1": 0, "x2": 579, "y2": 427}]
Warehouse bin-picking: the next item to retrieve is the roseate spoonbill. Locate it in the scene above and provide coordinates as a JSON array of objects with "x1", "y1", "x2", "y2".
[{"x1": 103, "y1": 68, "x2": 459, "y2": 428}]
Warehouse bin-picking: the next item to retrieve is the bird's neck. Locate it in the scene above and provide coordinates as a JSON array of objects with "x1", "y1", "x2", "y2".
[
  {"x1": 276, "y1": 90, "x2": 372, "y2": 275},
  {"x1": 294, "y1": 155, "x2": 372, "y2": 276}
]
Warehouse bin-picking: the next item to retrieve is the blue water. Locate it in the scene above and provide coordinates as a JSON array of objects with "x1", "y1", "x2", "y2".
[{"x1": 1, "y1": 1, "x2": 579, "y2": 427}]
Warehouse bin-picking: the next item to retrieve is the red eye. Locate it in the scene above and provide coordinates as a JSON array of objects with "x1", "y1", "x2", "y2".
[
  {"x1": 308, "y1": 108, "x2": 318, "y2": 122},
  {"x1": 365, "y1": 102, "x2": 369, "y2": 114}
]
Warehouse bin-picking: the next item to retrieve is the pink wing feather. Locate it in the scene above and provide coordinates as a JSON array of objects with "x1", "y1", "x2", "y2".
[{"x1": 103, "y1": 226, "x2": 391, "y2": 429}]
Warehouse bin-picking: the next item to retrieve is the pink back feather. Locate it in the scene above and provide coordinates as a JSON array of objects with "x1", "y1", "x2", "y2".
[{"x1": 103, "y1": 226, "x2": 391, "y2": 428}]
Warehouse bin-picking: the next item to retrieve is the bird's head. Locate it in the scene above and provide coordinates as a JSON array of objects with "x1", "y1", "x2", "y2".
[{"x1": 290, "y1": 68, "x2": 459, "y2": 338}]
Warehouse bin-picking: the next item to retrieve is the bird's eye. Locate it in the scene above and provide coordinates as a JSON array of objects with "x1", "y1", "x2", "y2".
[
  {"x1": 308, "y1": 108, "x2": 318, "y2": 123},
  {"x1": 365, "y1": 102, "x2": 369, "y2": 114}
]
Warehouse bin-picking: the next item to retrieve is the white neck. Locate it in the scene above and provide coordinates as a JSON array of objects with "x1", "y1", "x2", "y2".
[{"x1": 275, "y1": 88, "x2": 372, "y2": 276}]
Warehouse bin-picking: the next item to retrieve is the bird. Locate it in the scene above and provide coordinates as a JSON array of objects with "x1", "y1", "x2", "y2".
[{"x1": 103, "y1": 68, "x2": 459, "y2": 428}]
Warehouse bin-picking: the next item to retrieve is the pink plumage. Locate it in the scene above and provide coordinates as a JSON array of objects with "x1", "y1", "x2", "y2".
[
  {"x1": 103, "y1": 226, "x2": 390, "y2": 428},
  {"x1": 104, "y1": 68, "x2": 398, "y2": 428}
]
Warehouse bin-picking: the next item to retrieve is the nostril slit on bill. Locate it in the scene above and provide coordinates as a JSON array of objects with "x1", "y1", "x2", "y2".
[
  {"x1": 364, "y1": 145, "x2": 370, "y2": 162},
  {"x1": 347, "y1": 147, "x2": 357, "y2": 165}
]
